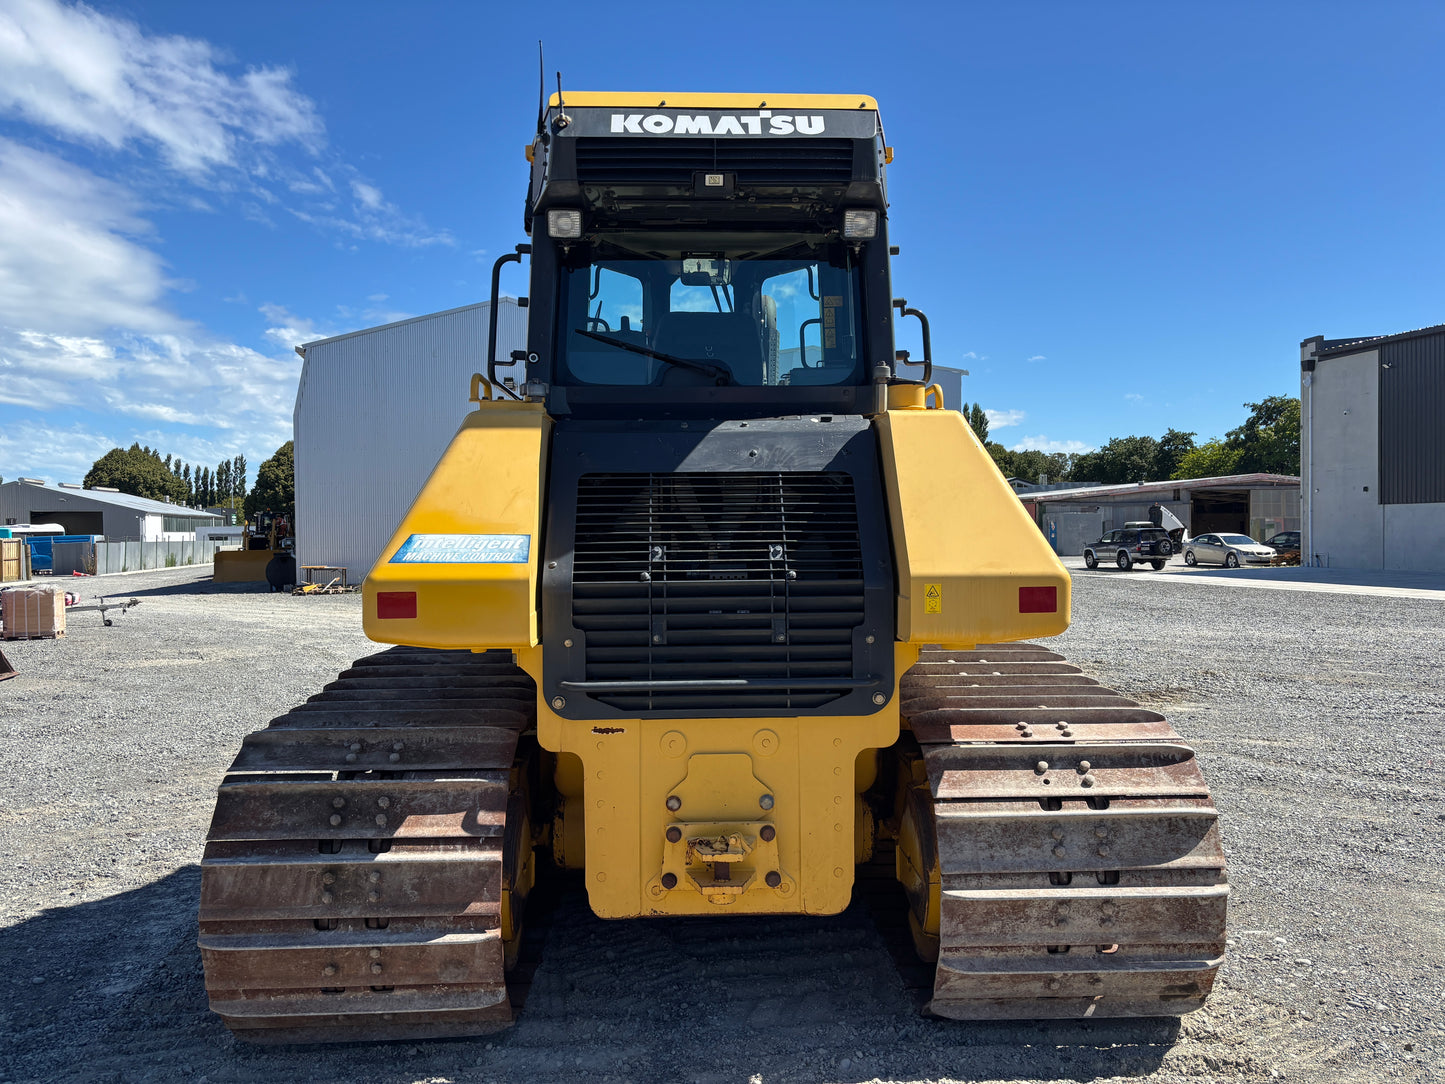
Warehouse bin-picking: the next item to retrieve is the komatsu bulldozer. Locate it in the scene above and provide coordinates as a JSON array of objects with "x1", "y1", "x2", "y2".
[{"x1": 199, "y1": 92, "x2": 1227, "y2": 1042}]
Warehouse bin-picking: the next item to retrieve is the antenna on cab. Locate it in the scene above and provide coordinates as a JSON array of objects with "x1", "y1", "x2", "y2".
[
  {"x1": 535, "y1": 41, "x2": 546, "y2": 138},
  {"x1": 554, "y1": 70, "x2": 570, "y2": 129}
]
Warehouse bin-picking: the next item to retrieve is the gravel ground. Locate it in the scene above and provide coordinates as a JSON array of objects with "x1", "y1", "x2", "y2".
[{"x1": 1, "y1": 565, "x2": 1441, "y2": 1084}]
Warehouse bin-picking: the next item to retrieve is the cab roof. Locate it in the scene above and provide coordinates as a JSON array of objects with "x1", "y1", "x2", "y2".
[{"x1": 548, "y1": 92, "x2": 878, "y2": 111}]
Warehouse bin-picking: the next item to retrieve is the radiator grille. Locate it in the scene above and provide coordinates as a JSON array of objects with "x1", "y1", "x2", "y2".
[
  {"x1": 571, "y1": 472, "x2": 865, "y2": 712},
  {"x1": 575, "y1": 138, "x2": 855, "y2": 186}
]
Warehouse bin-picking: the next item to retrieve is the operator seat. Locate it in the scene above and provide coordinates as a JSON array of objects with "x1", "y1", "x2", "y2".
[{"x1": 651, "y1": 312, "x2": 765, "y2": 385}]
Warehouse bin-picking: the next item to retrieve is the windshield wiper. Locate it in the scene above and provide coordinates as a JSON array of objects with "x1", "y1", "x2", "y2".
[{"x1": 573, "y1": 328, "x2": 734, "y2": 385}]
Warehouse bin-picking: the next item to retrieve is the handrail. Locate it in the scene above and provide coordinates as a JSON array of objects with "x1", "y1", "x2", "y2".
[
  {"x1": 799, "y1": 317, "x2": 820, "y2": 367},
  {"x1": 487, "y1": 244, "x2": 531, "y2": 399},
  {"x1": 469, "y1": 372, "x2": 493, "y2": 405},
  {"x1": 892, "y1": 297, "x2": 933, "y2": 384}
]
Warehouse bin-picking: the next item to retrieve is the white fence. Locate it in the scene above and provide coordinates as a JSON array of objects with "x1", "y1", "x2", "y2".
[{"x1": 92, "y1": 540, "x2": 235, "y2": 575}]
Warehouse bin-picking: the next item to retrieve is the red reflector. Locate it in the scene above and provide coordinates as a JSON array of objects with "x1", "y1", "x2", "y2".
[
  {"x1": 1019, "y1": 586, "x2": 1057, "y2": 613},
  {"x1": 377, "y1": 591, "x2": 417, "y2": 619}
]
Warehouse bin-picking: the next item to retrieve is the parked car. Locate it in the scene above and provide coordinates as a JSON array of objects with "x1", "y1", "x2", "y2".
[
  {"x1": 1182, "y1": 533, "x2": 1276, "y2": 568},
  {"x1": 1083, "y1": 527, "x2": 1175, "y2": 571},
  {"x1": 1263, "y1": 530, "x2": 1300, "y2": 553}
]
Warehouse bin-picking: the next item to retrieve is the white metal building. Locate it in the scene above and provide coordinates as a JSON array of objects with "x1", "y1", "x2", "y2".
[
  {"x1": 1300, "y1": 326, "x2": 1445, "y2": 570},
  {"x1": 0, "y1": 479, "x2": 221, "y2": 540},
  {"x1": 293, "y1": 300, "x2": 527, "y2": 583}
]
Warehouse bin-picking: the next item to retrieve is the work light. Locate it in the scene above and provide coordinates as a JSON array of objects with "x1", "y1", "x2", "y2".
[
  {"x1": 842, "y1": 209, "x2": 878, "y2": 239},
  {"x1": 548, "y1": 209, "x2": 583, "y2": 238}
]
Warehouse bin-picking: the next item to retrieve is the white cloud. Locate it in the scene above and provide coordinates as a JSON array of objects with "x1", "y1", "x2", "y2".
[
  {"x1": 0, "y1": 1, "x2": 447, "y2": 251},
  {"x1": 984, "y1": 408, "x2": 1025, "y2": 429},
  {"x1": 0, "y1": 0, "x2": 451, "y2": 477},
  {"x1": 351, "y1": 180, "x2": 384, "y2": 209},
  {"x1": 0, "y1": 139, "x2": 169, "y2": 336},
  {"x1": 290, "y1": 191, "x2": 454, "y2": 249},
  {"x1": 0, "y1": 419, "x2": 117, "y2": 482},
  {"x1": 1010, "y1": 435, "x2": 1096, "y2": 455},
  {"x1": 0, "y1": 0, "x2": 323, "y2": 176},
  {"x1": 0, "y1": 138, "x2": 295, "y2": 440},
  {"x1": 1124, "y1": 392, "x2": 1144, "y2": 401},
  {"x1": 0, "y1": 418, "x2": 267, "y2": 485},
  {"x1": 261, "y1": 303, "x2": 342, "y2": 351},
  {"x1": 1027, "y1": 355, "x2": 1046, "y2": 362},
  {"x1": 363, "y1": 307, "x2": 414, "y2": 327},
  {"x1": 1, "y1": 323, "x2": 297, "y2": 436}
]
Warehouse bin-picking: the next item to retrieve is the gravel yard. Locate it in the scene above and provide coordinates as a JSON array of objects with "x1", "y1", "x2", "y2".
[{"x1": 1, "y1": 565, "x2": 1441, "y2": 1084}]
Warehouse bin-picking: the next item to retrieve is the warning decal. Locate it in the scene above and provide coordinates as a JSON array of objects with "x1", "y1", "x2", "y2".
[{"x1": 924, "y1": 583, "x2": 942, "y2": 614}]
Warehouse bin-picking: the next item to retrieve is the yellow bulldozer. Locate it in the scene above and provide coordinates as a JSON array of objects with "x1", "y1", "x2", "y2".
[
  {"x1": 199, "y1": 92, "x2": 1227, "y2": 1042},
  {"x1": 213, "y1": 510, "x2": 293, "y2": 585}
]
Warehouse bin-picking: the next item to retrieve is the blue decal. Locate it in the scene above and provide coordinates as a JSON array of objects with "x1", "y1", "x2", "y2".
[{"x1": 390, "y1": 533, "x2": 531, "y2": 564}]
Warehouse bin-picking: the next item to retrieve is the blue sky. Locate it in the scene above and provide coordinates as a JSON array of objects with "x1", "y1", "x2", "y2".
[{"x1": 2, "y1": 0, "x2": 1441, "y2": 482}]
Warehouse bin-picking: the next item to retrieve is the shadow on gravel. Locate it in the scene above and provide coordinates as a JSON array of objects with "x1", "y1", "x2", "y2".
[
  {"x1": 0, "y1": 865, "x2": 208, "y2": 1084},
  {"x1": 0, "y1": 867, "x2": 1183, "y2": 1084},
  {"x1": 87, "y1": 578, "x2": 278, "y2": 599}
]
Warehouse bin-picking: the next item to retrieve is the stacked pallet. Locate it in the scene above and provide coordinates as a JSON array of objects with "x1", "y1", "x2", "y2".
[{"x1": 1, "y1": 585, "x2": 66, "y2": 640}]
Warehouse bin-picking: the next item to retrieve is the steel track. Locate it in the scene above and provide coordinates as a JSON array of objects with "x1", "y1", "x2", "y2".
[
  {"x1": 199, "y1": 647, "x2": 537, "y2": 1043},
  {"x1": 900, "y1": 644, "x2": 1228, "y2": 1019}
]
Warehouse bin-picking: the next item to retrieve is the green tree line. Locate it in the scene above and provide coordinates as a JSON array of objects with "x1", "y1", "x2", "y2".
[
  {"x1": 963, "y1": 396, "x2": 1300, "y2": 485},
  {"x1": 83, "y1": 440, "x2": 295, "y2": 523}
]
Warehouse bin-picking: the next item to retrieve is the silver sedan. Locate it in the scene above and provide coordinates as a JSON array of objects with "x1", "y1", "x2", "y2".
[{"x1": 1182, "y1": 533, "x2": 1276, "y2": 568}]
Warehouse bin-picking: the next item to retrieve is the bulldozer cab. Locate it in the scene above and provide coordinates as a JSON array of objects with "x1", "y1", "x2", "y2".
[{"x1": 507, "y1": 94, "x2": 895, "y2": 418}]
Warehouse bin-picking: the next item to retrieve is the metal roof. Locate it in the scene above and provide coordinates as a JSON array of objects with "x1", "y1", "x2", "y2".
[
  {"x1": 1310, "y1": 323, "x2": 1445, "y2": 357},
  {"x1": 1026, "y1": 473, "x2": 1300, "y2": 503},
  {"x1": 1, "y1": 479, "x2": 222, "y2": 518}
]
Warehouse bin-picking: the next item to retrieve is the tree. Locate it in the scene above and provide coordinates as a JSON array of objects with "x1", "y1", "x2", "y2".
[
  {"x1": 1173, "y1": 439, "x2": 1243, "y2": 479},
  {"x1": 217, "y1": 460, "x2": 232, "y2": 505},
  {"x1": 1171, "y1": 397, "x2": 1300, "y2": 479},
  {"x1": 1154, "y1": 429, "x2": 1197, "y2": 480},
  {"x1": 985, "y1": 443, "x2": 1077, "y2": 484},
  {"x1": 1071, "y1": 435, "x2": 1160, "y2": 484},
  {"x1": 245, "y1": 440, "x2": 295, "y2": 522},
  {"x1": 85, "y1": 445, "x2": 187, "y2": 502},
  {"x1": 1226, "y1": 396, "x2": 1300, "y2": 475},
  {"x1": 961, "y1": 402, "x2": 989, "y2": 444},
  {"x1": 233, "y1": 454, "x2": 248, "y2": 505}
]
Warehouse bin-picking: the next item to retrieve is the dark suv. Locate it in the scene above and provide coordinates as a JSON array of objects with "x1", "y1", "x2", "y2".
[{"x1": 1084, "y1": 527, "x2": 1175, "y2": 571}]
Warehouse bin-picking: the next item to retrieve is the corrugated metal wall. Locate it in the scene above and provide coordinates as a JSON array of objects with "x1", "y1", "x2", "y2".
[
  {"x1": 293, "y1": 301, "x2": 528, "y2": 582},
  {"x1": 1379, "y1": 333, "x2": 1445, "y2": 504}
]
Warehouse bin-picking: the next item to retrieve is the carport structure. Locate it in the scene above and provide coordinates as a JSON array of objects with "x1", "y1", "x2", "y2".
[{"x1": 1024, "y1": 473, "x2": 1300, "y2": 555}]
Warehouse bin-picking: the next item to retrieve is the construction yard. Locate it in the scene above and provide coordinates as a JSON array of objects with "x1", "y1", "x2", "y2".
[{"x1": 0, "y1": 566, "x2": 1441, "y2": 1084}]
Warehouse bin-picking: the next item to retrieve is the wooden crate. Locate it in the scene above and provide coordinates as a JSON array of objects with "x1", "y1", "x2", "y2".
[
  {"x1": 1, "y1": 586, "x2": 66, "y2": 640},
  {"x1": 0, "y1": 539, "x2": 23, "y2": 584}
]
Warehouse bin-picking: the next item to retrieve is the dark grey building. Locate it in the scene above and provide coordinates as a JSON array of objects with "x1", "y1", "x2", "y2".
[
  {"x1": 1301, "y1": 325, "x2": 1445, "y2": 570},
  {"x1": 0, "y1": 479, "x2": 220, "y2": 540}
]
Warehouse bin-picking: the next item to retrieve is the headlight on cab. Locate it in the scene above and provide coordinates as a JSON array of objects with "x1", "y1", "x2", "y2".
[
  {"x1": 547, "y1": 208, "x2": 583, "y2": 238},
  {"x1": 842, "y1": 209, "x2": 878, "y2": 239}
]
